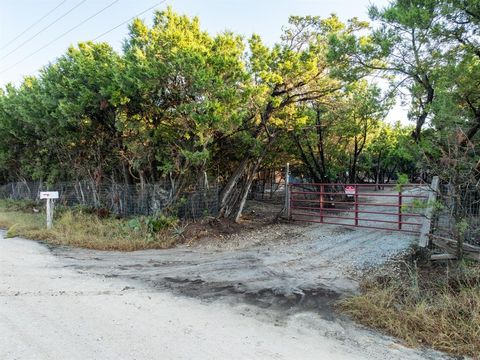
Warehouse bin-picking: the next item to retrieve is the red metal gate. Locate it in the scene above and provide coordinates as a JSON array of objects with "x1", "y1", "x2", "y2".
[{"x1": 288, "y1": 183, "x2": 429, "y2": 233}]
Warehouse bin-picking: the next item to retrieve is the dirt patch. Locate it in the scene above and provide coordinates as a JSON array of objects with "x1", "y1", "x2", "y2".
[
  {"x1": 182, "y1": 217, "x2": 254, "y2": 241},
  {"x1": 241, "y1": 199, "x2": 285, "y2": 221},
  {"x1": 156, "y1": 277, "x2": 342, "y2": 320},
  {"x1": 181, "y1": 199, "x2": 286, "y2": 245}
]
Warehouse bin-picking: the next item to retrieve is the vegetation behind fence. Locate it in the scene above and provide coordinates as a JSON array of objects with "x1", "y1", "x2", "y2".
[
  {"x1": 0, "y1": 180, "x2": 219, "y2": 220},
  {"x1": 433, "y1": 184, "x2": 480, "y2": 248}
]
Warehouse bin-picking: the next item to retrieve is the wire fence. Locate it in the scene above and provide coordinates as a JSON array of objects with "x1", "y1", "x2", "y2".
[
  {"x1": 0, "y1": 180, "x2": 219, "y2": 219},
  {"x1": 249, "y1": 180, "x2": 285, "y2": 202},
  {"x1": 433, "y1": 184, "x2": 480, "y2": 247}
]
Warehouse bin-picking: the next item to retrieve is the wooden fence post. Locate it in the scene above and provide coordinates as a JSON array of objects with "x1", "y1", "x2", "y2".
[
  {"x1": 46, "y1": 198, "x2": 53, "y2": 229},
  {"x1": 419, "y1": 176, "x2": 439, "y2": 247}
]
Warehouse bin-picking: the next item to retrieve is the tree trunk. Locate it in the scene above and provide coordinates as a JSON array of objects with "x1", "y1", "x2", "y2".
[
  {"x1": 349, "y1": 137, "x2": 359, "y2": 183},
  {"x1": 315, "y1": 107, "x2": 327, "y2": 179},
  {"x1": 217, "y1": 155, "x2": 264, "y2": 222},
  {"x1": 292, "y1": 133, "x2": 322, "y2": 182},
  {"x1": 233, "y1": 159, "x2": 262, "y2": 222},
  {"x1": 413, "y1": 81, "x2": 434, "y2": 141},
  {"x1": 218, "y1": 157, "x2": 250, "y2": 217},
  {"x1": 375, "y1": 152, "x2": 382, "y2": 190},
  {"x1": 218, "y1": 101, "x2": 278, "y2": 221}
]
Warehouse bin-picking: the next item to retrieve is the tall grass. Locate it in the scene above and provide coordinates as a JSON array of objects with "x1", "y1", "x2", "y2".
[
  {"x1": 339, "y1": 260, "x2": 480, "y2": 357},
  {"x1": 0, "y1": 201, "x2": 179, "y2": 251}
]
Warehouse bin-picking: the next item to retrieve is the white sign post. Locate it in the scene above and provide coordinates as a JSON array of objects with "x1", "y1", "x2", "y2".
[{"x1": 39, "y1": 191, "x2": 59, "y2": 229}]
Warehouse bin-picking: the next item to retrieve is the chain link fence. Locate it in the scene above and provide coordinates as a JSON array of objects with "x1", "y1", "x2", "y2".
[{"x1": 0, "y1": 180, "x2": 219, "y2": 219}]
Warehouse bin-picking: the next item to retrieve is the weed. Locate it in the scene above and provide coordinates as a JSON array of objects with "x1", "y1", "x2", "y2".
[
  {"x1": 144, "y1": 214, "x2": 178, "y2": 233},
  {"x1": 5, "y1": 224, "x2": 19, "y2": 238},
  {"x1": 172, "y1": 223, "x2": 188, "y2": 238},
  {"x1": 395, "y1": 173, "x2": 409, "y2": 191},
  {"x1": 0, "y1": 199, "x2": 39, "y2": 212},
  {"x1": 339, "y1": 259, "x2": 480, "y2": 357}
]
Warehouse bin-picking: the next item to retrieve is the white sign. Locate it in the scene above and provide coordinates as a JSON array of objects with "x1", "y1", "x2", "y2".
[
  {"x1": 345, "y1": 186, "x2": 356, "y2": 197},
  {"x1": 40, "y1": 191, "x2": 59, "y2": 199}
]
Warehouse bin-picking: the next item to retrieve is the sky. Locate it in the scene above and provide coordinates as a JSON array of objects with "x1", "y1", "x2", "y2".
[{"x1": 0, "y1": 0, "x2": 407, "y2": 123}]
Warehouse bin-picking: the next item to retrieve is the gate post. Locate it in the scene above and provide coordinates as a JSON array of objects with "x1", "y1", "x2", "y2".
[
  {"x1": 285, "y1": 163, "x2": 290, "y2": 219},
  {"x1": 354, "y1": 184, "x2": 359, "y2": 226},
  {"x1": 320, "y1": 184, "x2": 324, "y2": 223},
  {"x1": 419, "y1": 176, "x2": 439, "y2": 247},
  {"x1": 398, "y1": 190, "x2": 403, "y2": 230}
]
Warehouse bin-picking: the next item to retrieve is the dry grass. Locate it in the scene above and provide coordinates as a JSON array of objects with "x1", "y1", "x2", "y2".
[
  {"x1": 339, "y1": 260, "x2": 480, "y2": 358},
  {"x1": 0, "y1": 201, "x2": 180, "y2": 251}
]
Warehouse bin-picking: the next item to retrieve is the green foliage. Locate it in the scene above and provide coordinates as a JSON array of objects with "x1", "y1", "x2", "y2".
[
  {"x1": 0, "y1": 7, "x2": 394, "y2": 208},
  {"x1": 0, "y1": 199, "x2": 39, "y2": 213},
  {"x1": 123, "y1": 214, "x2": 179, "y2": 239},
  {"x1": 144, "y1": 214, "x2": 179, "y2": 233},
  {"x1": 395, "y1": 173, "x2": 409, "y2": 191},
  {"x1": 2, "y1": 3, "x2": 478, "y2": 220},
  {"x1": 5, "y1": 223, "x2": 19, "y2": 238},
  {"x1": 456, "y1": 219, "x2": 469, "y2": 237}
]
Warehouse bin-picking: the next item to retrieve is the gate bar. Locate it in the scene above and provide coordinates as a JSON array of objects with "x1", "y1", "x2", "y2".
[
  {"x1": 290, "y1": 205, "x2": 425, "y2": 217},
  {"x1": 290, "y1": 190, "x2": 427, "y2": 198},
  {"x1": 289, "y1": 182, "x2": 427, "y2": 233},
  {"x1": 291, "y1": 198, "x2": 413, "y2": 207},
  {"x1": 290, "y1": 212, "x2": 422, "y2": 226}
]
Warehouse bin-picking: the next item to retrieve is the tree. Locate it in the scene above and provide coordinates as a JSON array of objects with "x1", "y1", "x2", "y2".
[
  {"x1": 218, "y1": 15, "x2": 372, "y2": 221},
  {"x1": 364, "y1": 0, "x2": 442, "y2": 140},
  {"x1": 363, "y1": 122, "x2": 418, "y2": 184},
  {"x1": 291, "y1": 80, "x2": 390, "y2": 183},
  {"x1": 115, "y1": 8, "x2": 249, "y2": 198}
]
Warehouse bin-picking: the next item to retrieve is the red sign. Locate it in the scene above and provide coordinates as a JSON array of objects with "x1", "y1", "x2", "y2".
[{"x1": 345, "y1": 186, "x2": 355, "y2": 196}]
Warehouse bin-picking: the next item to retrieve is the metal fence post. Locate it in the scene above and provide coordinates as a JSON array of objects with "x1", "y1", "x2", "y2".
[
  {"x1": 354, "y1": 184, "x2": 359, "y2": 226},
  {"x1": 320, "y1": 184, "x2": 324, "y2": 223},
  {"x1": 398, "y1": 190, "x2": 403, "y2": 230}
]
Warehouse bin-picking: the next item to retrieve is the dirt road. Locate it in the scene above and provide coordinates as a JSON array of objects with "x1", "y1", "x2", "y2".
[{"x1": 0, "y1": 226, "x2": 449, "y2": 360}]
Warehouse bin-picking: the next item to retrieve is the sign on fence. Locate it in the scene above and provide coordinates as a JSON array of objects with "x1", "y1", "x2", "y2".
[{"x1": 344, "y1": 186, "x2": 356, "y2": 197}]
